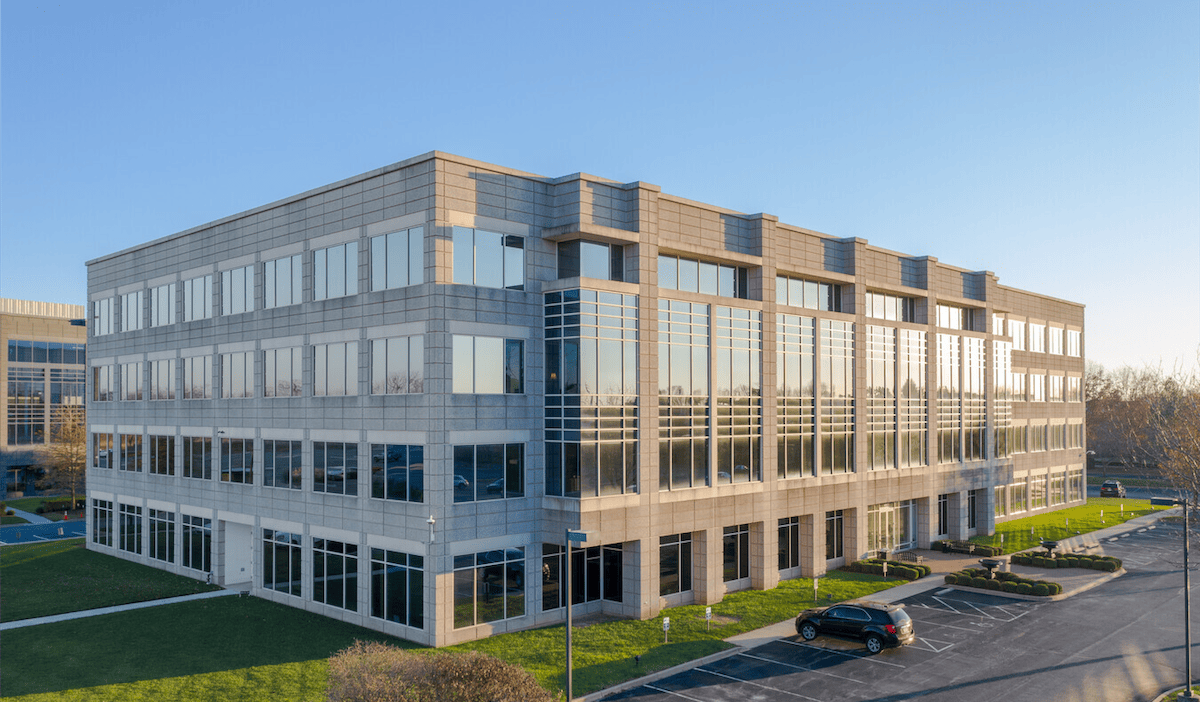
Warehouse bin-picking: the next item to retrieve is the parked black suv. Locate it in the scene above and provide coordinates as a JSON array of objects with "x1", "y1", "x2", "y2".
[
  {"x1": 1100, "y1": 480, "x2": 1126, "y2": 498},
  {"x1": 795, "y1": 601, "x2": 915, "y2": 653}
]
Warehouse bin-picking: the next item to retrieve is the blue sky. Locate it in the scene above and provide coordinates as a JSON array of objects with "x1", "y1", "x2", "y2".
[{"x1": 2, "y1": 0, "x2": 1196, "y2": 370}]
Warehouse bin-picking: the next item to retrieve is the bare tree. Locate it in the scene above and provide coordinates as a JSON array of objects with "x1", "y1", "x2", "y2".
[{"x1": 38, "y1": 405, "x2": 88, "y2": 507}]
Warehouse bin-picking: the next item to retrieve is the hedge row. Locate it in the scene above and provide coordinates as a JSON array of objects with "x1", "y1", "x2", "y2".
[
  {"x1": 35, "y1": 499, "x2": 86, "y2": 513},
  {"x1": 842, "y1": 559, "x2": 931, "y2": 581},
  {"x1": 930, "y1": 540, "x2": 1003, "y2": 557},
  {"x1": 944, "y1": 568, "x2": 1062, "y2": 597},
  {"x1": 1010, "y1": 552, "x2": 1121, "y2": 572}
]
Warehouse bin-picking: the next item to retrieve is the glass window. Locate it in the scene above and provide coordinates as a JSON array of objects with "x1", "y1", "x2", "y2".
[
  {"x1": 722, "y1": 524, "x2": 750, "y2": 582},
  {"x1": 92, "y1": 499, "x2": 113, "y2": 547},
  {"x1": 371, "y1": 227, "x2": 424, "y2": 291},
  {"x1": 452, "y1": 547, "x2": 524, "y2": 628},
  {"x1": 181, "y1": 515, "x2": 212, "y2": 572},
  {"x1": 150, "y1": 283, "x2": 176, "y2": 327},
  {"x1": 659, "y1": 533, "x2": 692, "y2": 596},
  {"x1": 371, "y1": 336, "x2": 423, "y2": 394},
  {"x1": 183, "y1": 275, "x2": 213, "y2": 322},
  {"x1": 778, "y1": 517, "x2": 801, "y2": 571},
  {"x1": 826, "y1": 510, "x2": 843, "y2": 560},
  {"x1": 315, "y1": 342, "x2": 358, "y2": 396},
  {"x1": 220, "y1": 438, "x2": 253, "y2": 484},
  {"x1": 1009, "y1": 319, "x2": 1026, "y2": 350},
  {"x1": 149, "y1": 435, "x2": 174, "y2": 476},
  {"x1": 92, "y1": 432, "x2": 112, "y2": 469},
  {"x1": 119, "y1": 504, "x2": 143, "y2": 554},
  {"x1": 119, "y1": 433, "x2": 143, "y2": 472},
  {"x1": 313, "y1": 538, "x2": 358, "y2": 611},
  {"x1": 777, "y1": 275, "x2": 841, "y2": 311},
  {"x1": 92, "y1": 298, "x2": 114, "y2": 336},
  {"x1": 264, "y1": 254, "x2": 302, "y2": 308},
  {"x1": 371, "y1": 548, "x2": 424, "y2": 628},
  {"x1": 452, "y1": 336, "x2": 523, "y2": 394},
  {"x1": 370, "y1": 444, "x2": 424, "y2": 502},
  {"x1": 314, "y1": 241, "x2": 359, "y2": 300},
  {"x1": 453, "y1": 443, "x2": 524, "y2": 503},
  {"x1": 264, "y1": 347, "x2": 303, "y2": 397},
  {"x1": 121, "y1": 362, "x2": 143, "y2": 401},
  {"x1": 150, "y1": 359, "x2": 176, "y2": 400},
  {"x1": 1066, "y1": 330, "x2": 1081, "y2": 357},
  {"x1": 263, "y1": 439, "x2": 301, "y2": 489},
  {"x1": 149, "y1": 509, "x2": 174, "y2": 563},
  {"x1": 183, "y1": 356, "x2": 212, "y2": 399},
  {"x1": 452, "y1": 227, "x2": 524, "y2": 290},
  {"x1": 314, "y1": 441, "x2": 358, "y2": 495},
  {"x1": 120, "y1": 290, "x2": 144, "y2": 332},
  {"x1": 1028, "y1": 323, "x2": 1046, "y2": 353},
  {"x1": 183, "y1": 436, "x2": 212, "y2": 480},
  {"x1": 222, "y1": 266, "x2": 255, "y2": 315},
  {"x1": 221, "y1": 351, "x2": 253, "y2": 398},
  {"x1": 660, "y1": 255, "x2": 748, "y2": 299},
  {"x1": 264, "y1": 529, "x2": 303, "y2": 597},
  {"x1": 1048, "y1": 327, "x2": 1064, "y2": 355}
]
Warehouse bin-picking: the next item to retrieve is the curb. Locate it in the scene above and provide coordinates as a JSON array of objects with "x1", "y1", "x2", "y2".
[
  {"x1": 576, "y1": 644, "x2": 744, "y2": 702},
  {"x1": 943, "y1": 568, "x2": 1125, "y2": 602}
]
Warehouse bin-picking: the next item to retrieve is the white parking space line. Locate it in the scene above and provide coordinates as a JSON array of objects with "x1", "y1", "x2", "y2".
[
  {"x1": 931, "y1": 596, "x2": 964, "y2": 614},
  {"x1": 696, "y1": 667, "x2": 825, "y2": 701},
  {"x1": 909, "y1": 636, "x2": 955, "y2": 653},
  {"x1": 910, "y1": 618, "x2": 988, "y2": 633},
  {"x1": 645, "y1": 683, "x2": 707, "y2": 700},
  {"x1": 738, "y1": 651, "x2": 862, "y2": 682},
  {"x1": 779, "y1": 639, "x2": 906, "y2": 668}
]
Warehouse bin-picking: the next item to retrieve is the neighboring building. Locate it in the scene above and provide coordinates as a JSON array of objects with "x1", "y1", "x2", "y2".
[
  {"x1": 85, "y1": 151, "x2": 1085, "y2": 646},
  {"x1": 1, "y1": 298, "x2": 88, "y2": 497}
]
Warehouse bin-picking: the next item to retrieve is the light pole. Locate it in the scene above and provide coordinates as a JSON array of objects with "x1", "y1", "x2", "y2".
[
  {"x1": 1153, "y1": 496, "x2": 1195, "y2": 700},
  {"x1": 564, "y1": 529, "x2": 591, "y2": 701}
]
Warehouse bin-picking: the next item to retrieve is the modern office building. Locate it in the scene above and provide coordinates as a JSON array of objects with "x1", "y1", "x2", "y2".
[
  {"x1": 85, "y1": 152, "x2": 1085, "y2": 646},
  {"x1": 2, "y1": 298, "x2": 87, "y2": 497}
]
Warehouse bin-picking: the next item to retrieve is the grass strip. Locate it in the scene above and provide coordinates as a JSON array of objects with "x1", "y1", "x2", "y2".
[
  {"x1": 0, "y1": 538, "x2": 222, "y2": 622},
  {"x1": 971, "y1": 498, "x2": 1165, "y2": 553}
]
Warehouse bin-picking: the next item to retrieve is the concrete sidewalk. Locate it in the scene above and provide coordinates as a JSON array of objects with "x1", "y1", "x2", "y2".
[
  {"x1": 0, "y1": 588, "x2": 243, "y2": 631},
  {"x1": 6, "y1": 508, "x2": 52, "y2": 525}
]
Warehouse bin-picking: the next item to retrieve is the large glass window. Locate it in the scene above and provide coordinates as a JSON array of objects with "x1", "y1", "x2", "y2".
[
  {"x1": 183, "y1": 356, "x2": 212, "y2": 399},
  {"x1": 777, "y1": 314, "x2": 816, "y2": 478},
  {"x1": 541, "y1": 543, "x2": 623, "y2": 610},
  {"x1": 314, "y1": 538, "x2": 358, "y2": 611},
  {"x1": 371, "y1": 548, "x2": 424, "y2": 628},
  {"x1": 183, "y1": 436, "x2": 212, "y2": 480},
  {"x1": 1029, "y1": 373, "x2": 1046, "y2": 402},
  {"x1": 453, "y1": 443, "x2": 524, "y2": 503},
  {"x1": 220, "y1": 438, "x2": 253, "y2": 484},
  {"x1": 150, "y1": 359, "x2": 176, "y2": 400},
  {"x1": 778, "y1": 516, "x2": 801, "y2": 571},
  {"x1": 92, "y1": 499, "x2": 113, "y2": 547},
  {"x1": 452, "y1": 336, "x2": 523, "y2": 394},
  {"x1": 963, "y1": 336, "x2": 986, "y2": 462},
  {"x1": 453, "y1": 547, "x2": 525, "y2": 628},
  {"x1": 371, "y1": 226, "x2": 424, "y2": 291},
  {"x1": 149, "y1": 435, "x2": 174, "y2": 475},
  {"x1": 826, "y1": 510, "x2": 844, "y2": 560},
  {"x1": 1066, "y1": 376, "x2": 1082, "y2": 403},
  {"x1": 936, "y1": 304, "x2": 979, "y2": 331},
  {"x1": 121, "y1": 290, "x2": 144, "y2": 332},
  {"x1": 714, "y1": 307, "x2": 762, "y2": 484},
  {"x1": 821, "y1": 320, "x2": 854, "y2": 474},
  {"x1": 776, "y1": 275, "x2": 841, "y2": 311},
  {"x1": 866, "y1": 326, "x2": 896, "y2": 470},
  {"x1": 120, "y1": 433, "x2": 143, "y2": 472},
  {"x1": 263, "y1": 529, "x2": 302, "y2": 597},
  {"x1": 313, "y1": 441, "x2": 358, "y2": 495},
  {"x1": 181, "y1": 515, "x2": 212, "y2": 572},
  {"x1": 1009, "y1": 319, "x2": 1026, "y2": 350},
  {"x1": 183, "y1": 274, "x2": 213, "y2": 322},
  {"x1": 994, "y1": 340, "x2": 1013, "y2": 458},
  {"x1": 92, "y1": 432, "x2": 112, "y2": 469},
  {"x1": 221, "y1": 351, "x2": 253, "y2": 398},
  {"x1": 1028, "y1": 323, "x2": 1046, "y2": 353},
  {"x1": 865, "y1": 291, "x2": 917, "y2": 322},
  {"x1": 723, "y1": 524, "x2": 751, "y2": 582},
  {"x1": 936, "y1": 334, "x2": 961, "y2": 463},
  {"x1": 1030, "y1": 474, "x2": 1048, "y2": 509},
  {"x1": 264, "y1": 347, "x2": 302, "y2": 397},
  {"x1": 659, "y1": 254, "x2": 748, "y2": 298},
  {"x1": 452, "y1": 227, "x2": 524, "y2": 290},
  {"x1": 263, "y1": 439, "x2": 302, "y2": 489},
  {"x1": 119, "y1": 503, "x2": 143, "y2": 554},
  {"x1": 92, "y1": 365, "x2": 113, "y2": 402},
  {"x1": 92, "y1": 298, "x2": 114, "y2": 336},
  {"x1": 371, "y1": 336, "x2": 424, "y2": 394},
  {"x1": 658, "y1": 299, "x2": 710, "y2": 490},
  {"x1": 7, "y1": 340, "x2": 85, "y2": 365},
  {"x1": 150, "y1": 283, "x2": 175, "y2": 327},
  {"x1": 315, "y1": 241, "x2": 359, "y2": 300},
  {"x1": 659, "y1": 533, "x2": 693, "y2": 596},
  {"x1": 899, "y1": 329, "x2": 928, "y2": 467},
  {"x1": 558, "y1": 240, "x2": 624, "y2": 281},
  {"x1": 868, "y1": 501, "x2": 918, "y2": 552},
  {"x1": 1066, "y1": 330, "x2": 1081, "y2": 358},
  {"x1": 265, "y1": 254, "x2": 302, "y2": 308},
  {"x1": 315, "y1": 342, "x2": 358, "y2": 396},
  {"x1": 222, "y1": 265, "x2": 254, "y2": 315},
  {"x1": 1048, "y1": 327, "x2": 1064, "y2": 355},
  {"x1": 8, "y1": 368, "x2": 45, "y2": 445},
  {"x1": 1010, "y1": 480, "x2": 1027, "y2": 513},
  {"x1": 121, "y1": 362, "x2": 143, "y2": 401},
  {"x1": 370, "y1": 444, "x2": 424, "y2": 502},
  {"x1": 149, "y1": 509, "x2": 174, "y2": 563},
  {"x1": 1048, "y1": 375, "x2": 1065, "y2": 402}
]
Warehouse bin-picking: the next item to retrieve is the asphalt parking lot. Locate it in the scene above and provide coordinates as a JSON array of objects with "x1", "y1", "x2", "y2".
[{"x1": 602, "y1": 520, "x2": 1190, "y2": 702}]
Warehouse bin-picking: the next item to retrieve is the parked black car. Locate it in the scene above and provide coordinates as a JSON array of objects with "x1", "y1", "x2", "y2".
[
  {"x1": 795, "y1": 601, "x2": 915, "y2": 653},
  {"x1": 1100, "y1": 480, "x2": 1126, "y2": 498}
]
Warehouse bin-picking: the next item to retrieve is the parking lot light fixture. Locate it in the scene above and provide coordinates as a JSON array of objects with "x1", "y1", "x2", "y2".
[{"x1": 1152, "y1": 496, "x2": 1195, "y2": 701}]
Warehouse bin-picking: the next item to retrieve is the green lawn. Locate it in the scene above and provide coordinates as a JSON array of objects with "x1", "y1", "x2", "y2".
[
  {"x1": 0, "y1": 538, "x2": 898, "y2": 700},
  {"x1": 2, "y1": 496, "x2": 83, "y2": 522},
  {"x1": 0, "y1": 538, "x2": 222, "y2": 622},
  {"x1": 2, "y1": 515, "x2": 30, "y2": 525},
  {"x1": 973, "y1": 498, "x2": 1167, "y2": 553}
]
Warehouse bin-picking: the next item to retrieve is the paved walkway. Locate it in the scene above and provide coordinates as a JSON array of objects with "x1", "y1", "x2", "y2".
[
  {"x1": 6, "y1": 508, "x2": 52, "y2": 525},
  {"x1": 0, "y1": 587, "x2": 244, "y2": 631}
]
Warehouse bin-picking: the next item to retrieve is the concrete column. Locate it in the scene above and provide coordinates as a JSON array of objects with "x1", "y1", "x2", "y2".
[
  {"x1": 981, "y1": 488, "x2": 996, "y2": 536},
  {"x1": 694, "y1": 528, "x2": 723, "y2": 605},
  {"x1": 800, "y1": 512, "x2": 826, "y2": 578},
  {"x1": 916, "y1": 496, "x2": 934, "y2": 548},
  {"x1": 948, "y1": 491, "x2": 969, "y2": 541},
  {"x1": 752, "y1": 520, "x2": 779, "y2": 591},
  {"x1": 845, "y1": 507, "x2": 865, "y2": 561}
]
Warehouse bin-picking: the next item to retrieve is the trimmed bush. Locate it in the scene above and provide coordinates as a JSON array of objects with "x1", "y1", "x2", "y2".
[
  {"x1": 984, "y1": 579, "x2": 1002, "y2": 591},
  {"x1": 1032, "y1": 584, "x2": 1050, "y2": 597},
  {"x1": 327, "y1": 641, "x2": 560, "y2": 702},
  {"x1": 971, "y1": 577, "x2": 988, "y2": 589},
  {"x1": 1001, "y1": 581, "x2": 1019, "y2": 593},
  {"x1": 1043, "y1": 559, "x2": 1058, "y2": 569},
  {"x1": 1016, "y1": 583, "x2": 1033, "y2": 595},
  {"x1": 1097, "y1": 559, "x2": 1120, "y2": 572},
  {"x1": 944, "y1": 573, "x2": 958, "y2": 585}
]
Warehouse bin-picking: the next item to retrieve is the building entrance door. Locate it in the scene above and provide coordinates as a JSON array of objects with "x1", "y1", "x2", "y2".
[{"x1": 223, "y1": 521, "x2": 253, "y2": 585}]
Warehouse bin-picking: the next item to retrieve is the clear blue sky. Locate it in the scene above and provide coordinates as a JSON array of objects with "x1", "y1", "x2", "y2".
[{"x1": 2, "y1": 0, "x2": 1196, "y2": 371}]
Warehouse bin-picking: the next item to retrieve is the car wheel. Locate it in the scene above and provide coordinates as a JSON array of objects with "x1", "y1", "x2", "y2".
[
  {"x1": 799, "y1": 622, "x2": 818, "y2": 641},
  {"x1": 865, "y1": 634, "x2": 884, "y2": 654}
]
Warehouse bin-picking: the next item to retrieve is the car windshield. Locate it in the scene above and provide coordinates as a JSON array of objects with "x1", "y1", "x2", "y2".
[{"x1": 890, "y1": 609, "x2": 912, "y2": 625}]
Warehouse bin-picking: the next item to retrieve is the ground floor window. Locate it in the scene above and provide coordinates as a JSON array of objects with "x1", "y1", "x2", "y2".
[
  {"x1": 723, "y1": 523, "x2": 750, "y2": 582},
  {"x1": 868, "y1": 500, "x2": 917, "y2": 553},
  {"x1": 92, "y1": 499, "x2": 113, "y2": 547},
  {"x1": 995, "y1": 485, "x2": 1007, "y2": 517},
  {"x1": 1050, "y1": 473, "x2": 1066, "y2": 505},
  {"x1": 1030, "y1": 475, "x2": 1047, "y2": 509},
  {"x1": 937, "y1": 494, "x2": 949, "y2": 536},
  {"x1": 967, "y1": 491, "x2": 979, "y2": 530},
  {"x1": 149, "y1": 509, "x2": 174, "y2": 563},
  {"x1": 1010, "y1": 481, "x2": 1027, "y2": 513},
  {"x1": 453, "y1": 547, "x2": 525, "y2": 628},
  {"x1": 778, "y1": 517, "x2": 800, "y2": 571},
  {"x1": 314, "y1": 538, "x2": 358, "y2": 611},
  {"x1": 370, "y1": 548, "x2": 424, "y2": 629},
  {"x1": 826, "y1": 510, "x2": 843, "y2": 560},
  {"x1": 541, "y1": 543, "x2": 623, "y2": 611},
  {"x1": 263, "y1": 529, "x2": 302, "y2": 597},
  {"x1": 119, "y1": 504, "x2": 143, "y2": 554},
  {"x1": 660, "y1": 533, "x2": 692, "y2": 596},
  {"x1": 181, "y1": 515, "x2": 211, "y2": 573},
  {"x1": 1068, "y1": 468, "x2": 1084, "y2": 502}
]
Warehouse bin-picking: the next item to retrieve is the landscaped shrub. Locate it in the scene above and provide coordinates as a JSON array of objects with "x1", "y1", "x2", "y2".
[
  {"x1": 327, "y1": 641, "x2": 560, "y2": 702},
  {"x1": 1000, "y1": 581, "x2": 1018, "y2": 593},
  {"x1": 1016, "y1": 583, "x2": 1033, "y2": 595},
  {"x1": 1032, "y1": 584, "x2": 1050, "y2": 597},
  {"x1": 984, "y1": 579, "x2": 1002, "y2": 591},
  {"x1": 971, "y1": 577, "x2": 988, "y2": 589},
  {"x1": 1050, "y1": 582, "x2": 1063, "y2": 595},
  {"x1": 1043, "y1": 559, "x2": 1058, "y2": 569},
  {"x1": 944, "y1": 573, "x2": 958, "y2": 585},
  {"x1": 1096, "y1": 559, "x2": 1120, "y2": 572}
]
